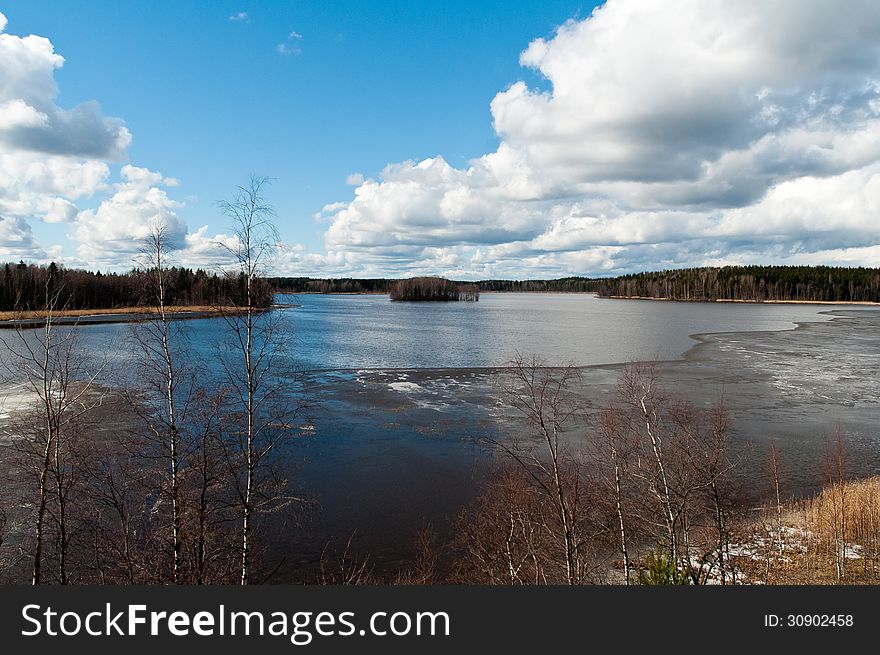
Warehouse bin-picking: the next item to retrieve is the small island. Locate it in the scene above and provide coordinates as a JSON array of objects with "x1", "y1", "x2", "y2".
[{"x1": 389, "y1": 276, "x2": 480, "y2": 302}]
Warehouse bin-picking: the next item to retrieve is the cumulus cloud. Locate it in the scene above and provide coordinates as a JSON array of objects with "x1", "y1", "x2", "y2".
[
  {"x1": 229, "y1": 12, "x2": 248, "y2": 23},
  {"x1": 72, "y1": 165, "x2": 189, "y2": 268},
  {"x1": 0, "y1": 214, "x2": 46, "y2": 260},
  {"x1": 179, "y1": 225, "x2": 242, "y2": 269},
  {"x1": 309, "y1": 0, "x2": 880, "y2": 277},
  {"x1": 0, "y1": 11, "x2": 131, "y2": 261},
  {"x1": 6, "y1": 3, "x2": 880, "y2": 278},
  {"x1": 0, "y1": 17, "x2": 130, "y2": 159}
]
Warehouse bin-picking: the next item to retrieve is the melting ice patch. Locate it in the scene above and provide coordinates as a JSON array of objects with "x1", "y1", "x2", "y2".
[{"x1": 388, "y1": 381, "x2": 423, "y2": 393}]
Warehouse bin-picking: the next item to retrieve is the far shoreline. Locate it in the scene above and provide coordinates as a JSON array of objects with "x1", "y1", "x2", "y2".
[{"x1": 600, "y1": 295, "x2": 880, "y2": 306}]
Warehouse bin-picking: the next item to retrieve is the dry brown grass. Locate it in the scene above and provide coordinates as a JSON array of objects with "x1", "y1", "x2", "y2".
[
  {"x1": 733, "y1": 476, "x2": 880, "y2": 584},
  {"x1": 0, "y1": 305, "x2": 236, "y2": 321},
  {"x1": 806, "y1": 477, "x2": 880, "y2": 547}
]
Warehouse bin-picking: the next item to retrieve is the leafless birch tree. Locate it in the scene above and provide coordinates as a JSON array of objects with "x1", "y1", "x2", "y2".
[
  {"x1": 217, "y1": 176, "x2": 304, "y2": 585},
  {"x1": 599, "y1": 405, "x2": 635, "y2": 583},
  {"x1": 490, "y1": 355, "x2": 607, "y2": 584},
  {"x1": 125, "y1": 223, "x2": 188, "y2": 582},
  {"x1": 4, "y1": 277, "x2": 102, "y2": 584}
]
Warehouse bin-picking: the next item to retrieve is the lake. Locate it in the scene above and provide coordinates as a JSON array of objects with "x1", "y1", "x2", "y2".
[
  {"x1": 1, "y1": 293, "x2": 878, "y2": 578},
  {"x1": 0, "y1": 292, "x2": 850, "y2": 370}
]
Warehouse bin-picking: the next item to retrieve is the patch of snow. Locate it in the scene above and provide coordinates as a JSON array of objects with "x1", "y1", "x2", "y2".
[
  {"x1": 388, "y1": 381, "x2": 423, "y2": 393},
  {"x1": 844, "y1": 543, "x2": 863, "y2": 560}
]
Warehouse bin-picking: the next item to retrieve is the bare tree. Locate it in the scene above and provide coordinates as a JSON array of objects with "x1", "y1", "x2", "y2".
[
  {"x1": 453, "y1": 464, "x2": 552, "y2": 584},
  {"x1": 822, "y1": 428, "x2": 848, "y2": 581},
  {"x1": 666, "y1": 399, "x2": 738, "y2": 584},
  {"x1": 610, "y1": 363, "x2": 743, "y2": 584},
  {"x1": 183, "y1": 386, "x2": 240, "y2": 585},
  {"x1": 617, "y1": 363, "x2": 679, "y2": 561},
  {"x1": 127, "y1": 222, "x2": 186, "y2": 583},
  {"x1": 4, "y1": 277, "x2": 102, "y2": 584},
  {"x1": 765, "y1": 439, "x2": 784, "y2": 580},
  {"x1": 599, "y1": 405, "x2": 635, "y2": 584},
  {"x1": 217, "y1": 176, "x2": 303, "y2": 585},
  {"x1": 491, "y1": 355, "x2": 607, "y2": 584}
]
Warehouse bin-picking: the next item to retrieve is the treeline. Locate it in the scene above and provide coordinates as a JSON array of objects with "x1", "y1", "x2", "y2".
[
  {"x1": 271, "y1": 276, "x2": 598, "y2": 294},
  {"x1": 271, "y1": 267, "x2": 880, "y2": 302},
  {"x1": 389, "y1": 277, "x2": 479, "y2": 302},
  {"x1": 476, "y1": 277, "x2": 598, "y2": 292},
  {"x1": 7, "y1": 264, "x2": 879, "y2": 310},
  {"x1": 270, "y1": 276, "x2": 392, "y2": 294},
  {"x1": 0, "y1": 261, "x2": 274, "y2": 311},
  {"x1": 593, "y1": 266, "x2": 880, "y2": 302}
]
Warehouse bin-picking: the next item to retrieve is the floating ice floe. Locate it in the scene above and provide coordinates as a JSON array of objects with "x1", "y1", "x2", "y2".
[{"x1": 388, "y1": 381, "x2": 423, "y2": 393}]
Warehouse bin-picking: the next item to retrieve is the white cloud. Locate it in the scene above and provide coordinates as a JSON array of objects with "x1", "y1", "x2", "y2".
[
  {"x1": 73, "y1": 165, "x2": 187, "y2": 268},
  {"x1": 0, "y1": 17, "x2": 130, "y2": 159},
  {"x1": 0, "y1": 11, "x2": 130, "y2": 261},
  {"x1": 179, "y1": 225, "x2": 241, "y2": 269},
  {"x1": 229, "y1": 12, "x2": 248, "y2": 23},
  {"x1": 5, "y1": 3, "x2": 880, "y2": 278},
  {"x1": 0, "y1": 214, "x2": 45, "y2": 260},
  {"x1": 276, "y1": 30, "x2": 303, "y2": 56},
  {"x1": 305, "y1": 0, "x2": 880, "y2": 277}
]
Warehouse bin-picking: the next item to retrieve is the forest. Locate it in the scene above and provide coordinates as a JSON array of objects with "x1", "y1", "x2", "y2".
[
  {"x1": 592, "y1": 265, "x2": 880, "y2": 302},
  {"x1": 271, "y1": 276, "x2": 597, "y2": 294},
  {"x1": 272, "y1": 266, "x2": 880, "y2": 302},
  {"x1": 0, "y1": 261, "x2": 274, "y2": 312},
  {"x1": 389, "y1": 277, "x2": 480, "y2": 301},
  {"x1": 270, "y1": 276, "x2": 393, "y2": 294},
  {"x1": 3, "y1": 262, "x2": 879, "y2": 314}
]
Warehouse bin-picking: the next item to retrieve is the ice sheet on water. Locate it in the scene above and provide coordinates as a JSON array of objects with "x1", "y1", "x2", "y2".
[{"x1": 388, "y1": 381, "x2": 424, "y2": 393}]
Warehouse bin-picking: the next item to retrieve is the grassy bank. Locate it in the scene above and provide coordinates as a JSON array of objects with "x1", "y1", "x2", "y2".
[
  {"x1": 0, "y1": 305, "x2": 236, "y2": 321},
  {"x1": 733, "y1": 476, "x2": 880, "y2": 584}
]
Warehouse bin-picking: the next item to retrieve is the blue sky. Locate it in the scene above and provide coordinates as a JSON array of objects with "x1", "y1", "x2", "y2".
[
  {"x1": 1, "y1": 0, "x2": 595, "y2": 263},
  {"x1": 2, "y1": 1, "x2": 880, "y2": 277}
]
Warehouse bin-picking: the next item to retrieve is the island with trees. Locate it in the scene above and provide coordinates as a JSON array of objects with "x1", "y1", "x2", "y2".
[{"x1": 389, "y1": 277, "x2": 480, "y2": 302}]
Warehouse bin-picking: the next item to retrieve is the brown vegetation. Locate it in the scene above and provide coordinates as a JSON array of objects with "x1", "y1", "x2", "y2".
[{"x1": 0, "y1": 305, "x2": 236, "y2": 321}]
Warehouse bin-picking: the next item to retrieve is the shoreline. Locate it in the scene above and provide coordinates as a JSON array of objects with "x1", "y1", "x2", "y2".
[
  {"x1": 280, "y1": 289, "x2": 880, "y2": 305},
  {"x1": 0, "y1": 305, "x2": 227, "y2": 320},
  {"x1": 602, "y1": 295, "x2": 880, "y2": 306},
  {"x1": 0, "y1": 304, "x2": 288, "y2": 329}
]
